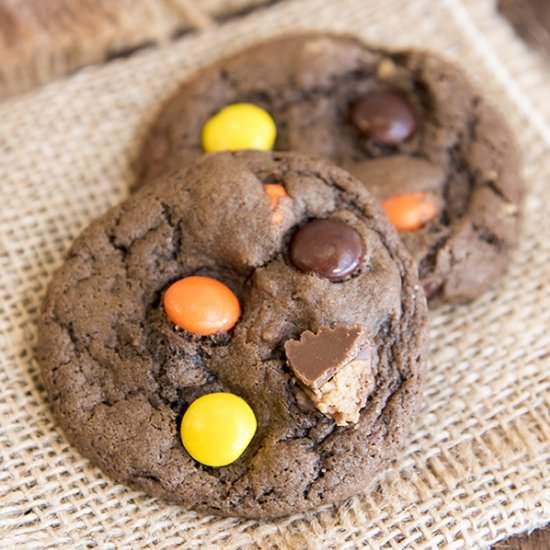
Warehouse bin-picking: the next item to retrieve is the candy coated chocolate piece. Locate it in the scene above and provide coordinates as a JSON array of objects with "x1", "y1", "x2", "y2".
[
  {"x1": 383, "y1": 192, "x2": 438, "y2": 232},
  {"x1": 263, "y1": 183, "x2": 288, "y2": 225},
  {"x1": 163, "y1": 275, "x2": 240, "y2": 336},
  {"x1": 351, "y1": 91, "x2": 417, "y2": 145},
  {"x1": 181, "y1": 392, "x2": 257, "y2": 467},
  {"x1": 288, "y1": 219, "x2": 365, "y2": 281},
  {"x1": 201, "y1": 102, "x2": 276, "y2": 152},
  {"x1": 285, "y1": 325, "x2": 363, "y2": 389}
]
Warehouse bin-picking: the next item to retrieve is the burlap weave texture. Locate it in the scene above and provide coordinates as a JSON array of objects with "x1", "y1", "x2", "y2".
[{"x1": 0, "y1": 0, "x2": 548, "y2": 548}]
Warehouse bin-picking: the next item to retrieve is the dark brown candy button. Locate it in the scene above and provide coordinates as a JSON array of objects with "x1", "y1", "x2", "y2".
[
  {"x1": 288, "y1": 219, "x2": 365, "y2": 281},
  {"x1": 351, "y1": 91, "x2": 417, "y2": 145},
  {"x1": 285, "y1": 325, "x2": 363, "y2": 390}
]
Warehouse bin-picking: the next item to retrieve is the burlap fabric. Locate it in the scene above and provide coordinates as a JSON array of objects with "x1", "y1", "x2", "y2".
[{"x1": 0, "y1": 0, "x2": 548, "y2": 547}]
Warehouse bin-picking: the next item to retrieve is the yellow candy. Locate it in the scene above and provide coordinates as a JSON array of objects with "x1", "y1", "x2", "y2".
[
  {"x1": 201, "y1": 103, "x2": 276, "y2": 153},
  {"x1": 181, "y1": 392, "x2": 257, "y2": 467}
]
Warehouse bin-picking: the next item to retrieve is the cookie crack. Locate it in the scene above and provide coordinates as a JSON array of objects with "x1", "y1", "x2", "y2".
[
  {"x1": 160, "y1": 201, "x2": 183, "y2": 262},
  {"x1": 472, "y1": 223, "x2": 503, "y2": 249},
  {"x1": 485, "y1": 178, "x2": 514, "y2": 206}
]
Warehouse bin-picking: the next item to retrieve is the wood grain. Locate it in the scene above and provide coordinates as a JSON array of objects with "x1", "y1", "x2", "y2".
[
  {"x1": 493, "y1": 527, "x2": 550, "y2": 550},
  {"x1": 0, "y1": 0, "x2": 278, "y2": 100}
]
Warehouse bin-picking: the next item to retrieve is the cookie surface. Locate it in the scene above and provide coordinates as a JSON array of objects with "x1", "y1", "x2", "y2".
[
  {"x1": 39, "y1": 151, "x2": 427, "y2": 518},
  {"x1": 498, "y1": 0, "x2": 550, "y2": 57},
  {"x1": 138, "y1": 33, "x2": 523, "y2": 304}
]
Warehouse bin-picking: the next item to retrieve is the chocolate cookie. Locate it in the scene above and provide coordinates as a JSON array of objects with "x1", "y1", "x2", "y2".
[
  {"x1": 498, "y1": 0, "x2": 550, "y2": 57},
  {"x1": 137, "y1": 33, "x2": 523, "y2": 304},
  {"x1": 39, "y1": 151, "x2": 427, "y2": 519}
]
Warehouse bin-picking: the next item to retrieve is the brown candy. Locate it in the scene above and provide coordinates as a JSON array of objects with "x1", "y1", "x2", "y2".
[
  {"x1": 285, "y1": 325, "x2": 374, "y2": 426},
  {"x1": 285, "y1": 325, "x2": 363, "y2": 389},
  {"x1": 288, "y1": 219, "x2": 365, "y2": 281},
  {"x1": 351, "y1": 90, "x2": 417, "y2": 145}
]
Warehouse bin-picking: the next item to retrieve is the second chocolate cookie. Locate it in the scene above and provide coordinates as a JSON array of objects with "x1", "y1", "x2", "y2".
[{"x1": 137, "y1": 33, "x2": 523, "y2": 305}]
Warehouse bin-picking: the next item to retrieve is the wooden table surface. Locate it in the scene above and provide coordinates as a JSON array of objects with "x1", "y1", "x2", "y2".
[{"x1": 494, "y1": 527, "x2": 549, "y2": 550}]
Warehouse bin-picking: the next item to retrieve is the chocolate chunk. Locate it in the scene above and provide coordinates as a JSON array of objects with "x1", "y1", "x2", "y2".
[
  {"x1": 285, "y1": 325, "x2": 374, "y2": 426},
  {"x1": 285, "y1": 325, "x2": 363, "y2": 389},
  {"x1": 351, "y1": 91, "x2": 417, "y2": 145},
  {"x1": 288, "y1": 219, "x2": 365, "y2": 281}
]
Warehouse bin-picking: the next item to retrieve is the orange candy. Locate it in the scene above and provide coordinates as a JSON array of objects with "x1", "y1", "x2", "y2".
[
  {"x1": 263, "y1": 183, "x2": 288, "y2": 225},
  {"x1": 163, "y1": 276, "x2": 241, "y2": 336},
  {"x1": 382, "y1": 192, "x2": 438, "y2": 232}
]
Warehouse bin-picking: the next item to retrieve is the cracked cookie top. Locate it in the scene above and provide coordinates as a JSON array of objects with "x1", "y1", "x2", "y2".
[
  {"x1": 39, "y1": 151, "x2": 427, "y2": 518},
  {"x1": 138, "y1": 33, "x2": 523, "y2": 304}
]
